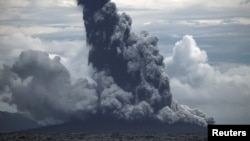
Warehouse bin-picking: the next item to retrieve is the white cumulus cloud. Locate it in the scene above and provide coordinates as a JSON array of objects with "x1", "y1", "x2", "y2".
[{"x1": 164, "y1": 35, "x2": 250, "y2": 124}]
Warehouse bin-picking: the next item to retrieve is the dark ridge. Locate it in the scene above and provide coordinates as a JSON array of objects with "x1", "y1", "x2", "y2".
[
  {"x1": 0, "y1": 111, "x2": 41, "y2": 133},
  {"x1": 21, "y1": 115, "x2": 206, "y2": 133}
]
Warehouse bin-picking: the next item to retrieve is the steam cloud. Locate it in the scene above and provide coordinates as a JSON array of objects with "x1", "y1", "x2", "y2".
[
  {"x1": 0, "y1": 50, "x2": 98, "y2": 124},
  {"x1": 0, "y1": 0, "x2": 214, "y2": 126}
]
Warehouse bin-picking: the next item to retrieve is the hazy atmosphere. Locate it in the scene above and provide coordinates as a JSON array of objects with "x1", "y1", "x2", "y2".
[{"x1": 0, "y1": 0, "x2": 250, "y2": 126}]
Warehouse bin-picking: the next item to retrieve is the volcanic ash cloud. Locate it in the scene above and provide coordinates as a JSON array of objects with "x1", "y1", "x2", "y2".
[
  {"x1": 0, "y1": 0, "x2": 215, "y2": 126},
  {"x1": 77, "y1": 0, "x2": 214, "y2": 126}
]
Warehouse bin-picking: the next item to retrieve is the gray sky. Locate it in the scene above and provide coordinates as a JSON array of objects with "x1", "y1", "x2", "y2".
[{"x1": 0, "y1": 0, "x2": 250, "y2": 124}]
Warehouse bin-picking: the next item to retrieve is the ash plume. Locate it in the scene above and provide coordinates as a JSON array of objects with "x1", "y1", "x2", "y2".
[
  {"x1": 0, "y1": 50, "x2": 98, "y2": 125},
  {"x1": 77, "y1": 0, "x2": 214, "y2": 126},
  {"x1": 78, "y1": 0, "x2": 171, "y2": 111},
  {"x1": 0, "y1": 0, "x2": 214, "y2": 127}
]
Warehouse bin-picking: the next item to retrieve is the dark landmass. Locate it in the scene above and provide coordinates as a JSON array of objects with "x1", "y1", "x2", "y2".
[
  {"x1": 22, "y1": 115, "x2": 207, "y2": 133},
  {"x1": 0, "y1": 111, "x2": 41, "y2": 133},
  {"x1": 0, "y1": 114, "x2": 208, "y2": 140},
  {"x1": 0, "y1": 115, "x2": 208, "y2": 140}
]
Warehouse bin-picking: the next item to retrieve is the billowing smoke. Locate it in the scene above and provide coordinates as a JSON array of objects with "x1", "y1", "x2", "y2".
[
  {"x1": 77, "y1": 0, "x2": 214, "y2": 126},
  {"x1": 78, "y1": 0, "x2": 172, "y2": 112},
  {"x1": 0, "y1": 50, "x2": 98, "y2": 125},
  {"x1": 0, "y1": 0, "x2": 214, "y2": 126}
]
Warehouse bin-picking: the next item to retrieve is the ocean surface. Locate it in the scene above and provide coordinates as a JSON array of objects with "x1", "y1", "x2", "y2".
[{"x1": 0, "y1": 132, "x2": 207, "y2": 141}]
